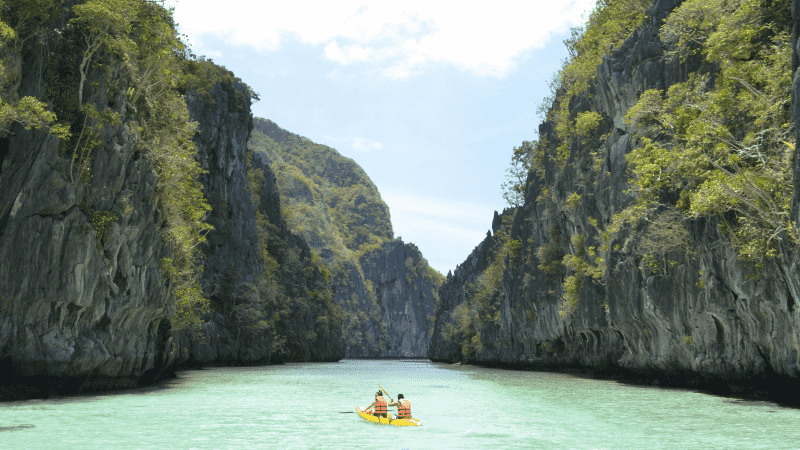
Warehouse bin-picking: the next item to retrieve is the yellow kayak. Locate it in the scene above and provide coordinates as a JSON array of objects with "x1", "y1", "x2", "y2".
[{"x1": 355, "y1": 407, "x2": 422, "y2": 427}]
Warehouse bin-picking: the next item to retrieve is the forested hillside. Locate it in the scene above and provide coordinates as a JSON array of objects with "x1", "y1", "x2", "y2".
[
  {"x1": 430, "y1": 0, "x2": 800, "y2": 401},
  {"x1": 250, "y1": 118, "x2": 444, "y2": 356},
  {"x1": 249, "y1": 118, "x2": 393, "y2": 254}
]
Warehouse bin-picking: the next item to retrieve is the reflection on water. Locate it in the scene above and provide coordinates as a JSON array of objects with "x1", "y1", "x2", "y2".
[{"x1": 1, "y1": 359, "x2": 799, "y2": 449}]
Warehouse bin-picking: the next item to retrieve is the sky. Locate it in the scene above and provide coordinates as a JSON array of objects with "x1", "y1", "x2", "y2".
[{"x1": 168, "y1": 0, "x2": 597, "y2": 276}]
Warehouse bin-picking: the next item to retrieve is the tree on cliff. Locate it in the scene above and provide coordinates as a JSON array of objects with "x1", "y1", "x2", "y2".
[
  {"x1": 501, "y1": 140, "x2": 535, "y2": 207},
  {"x1": 621, "y1": 0, "x2": 795, "y2": 264},
  {"x1": 0, "y1": 1, "x2": 69, "y2": 138},
  {"x1": 520, "y1": 0, "x2": 794, "y2": 321},
  {"x1": 248, "y1": 118, "x2": 394, "y2": 354},
  {"x1": 62, "y1": 0, "x2": 214, "y2": 328},
  {"x1": 2, "y1": 0, "x2": 215, "y2": 330}
]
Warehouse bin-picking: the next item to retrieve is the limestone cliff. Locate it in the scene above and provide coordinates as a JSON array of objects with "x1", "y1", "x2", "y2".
[
  {"x1": 249, "y1": 118, "x2": 444, "y2": 357},
  {"x1": 430, "y1": 0, "x2": 800, "y2": 401},
  {"x1": 429, "y1": 212, "x2": 507, "y2": 363},
  {"x1": 359, "y1": 240, "x2": 441, "y2": 357},
  {"x1": 0, "y1": 3, "x2": 174, "y2": 396},
  {"x1": 0, "y1": 1, "x2": 343, "y2": 398},
  {"x1": 166, "y1": 68, "x2": 345, "y2": 367}
]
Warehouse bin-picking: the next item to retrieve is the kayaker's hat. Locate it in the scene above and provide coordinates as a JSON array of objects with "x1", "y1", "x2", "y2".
[
  {"x1": 376, "y1": 390, "x2": 383, "y2": 396},
  {"x1": 397, "y1": 394, "x2": 404, "y2": 399}
]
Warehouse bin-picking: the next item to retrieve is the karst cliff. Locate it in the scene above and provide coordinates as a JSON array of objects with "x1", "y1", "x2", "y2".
[
  {"x1": 249, "y1": 118, "x2": 444, "y2": 357},
  {"x1": 0, "y1": 1, "x2": 344, "y2": 398},
  {"x1": 430, "y1": 0, "x2": 800, "y2": 401},
  {"x1": 0, "y1": 0, "x2": 443, "y2": 398}
]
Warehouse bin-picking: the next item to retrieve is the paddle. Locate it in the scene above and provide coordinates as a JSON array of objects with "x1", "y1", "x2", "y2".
[
  {"x1": 378, "y1": 383, "x2": 391, "y2": 402},
  {"x1": 377, "y1": 383, "x2": 394, "y2": 422},
  {"x1": 348, "y1": 384, "x2": 391, "y2": 416}
]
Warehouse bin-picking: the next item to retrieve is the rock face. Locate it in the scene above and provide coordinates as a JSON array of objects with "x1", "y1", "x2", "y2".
[
  {"x1": 0, "y1": 4, "x2": 344, "y2": 398},
  {"x1": 0, "y1": 15, "x2": 173, "y2": 395},
  {"x1": 430, "y1": 0, "x2": 800, "y2": 400},
  {"x1": 249, "y1": 118, "x2": 444, "y2": 357},
  {"x1": 360, "y1": 240, "x2": 440, "y2": 357},
  {"x1": 167, "y1": 78, "x2": 264, "y2": 366},
  {"x1": 168, "y1": 78, "x2": 345, "y2": 367}
]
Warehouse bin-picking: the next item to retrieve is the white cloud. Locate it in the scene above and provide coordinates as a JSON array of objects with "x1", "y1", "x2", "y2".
[
  {"x1": 324, "y1": 41, "x2": 348, "y2": 65},
  {"x1": 170, "y1": 0, "x2": 595, "y2": 79},
  {"x1": 350, "y1": 137, "x2": 383, "y2": 151},
  {"x1": 323, "y1": 40, "x2": 377, "y2": 65},
  {"x1": 322, "y1": 135, "x2": 383, "y2": 151}
]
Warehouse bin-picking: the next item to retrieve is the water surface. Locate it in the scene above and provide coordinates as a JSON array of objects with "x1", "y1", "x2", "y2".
[{"x1": 1, "y1": 359, "x2": 798, "y2": 449}]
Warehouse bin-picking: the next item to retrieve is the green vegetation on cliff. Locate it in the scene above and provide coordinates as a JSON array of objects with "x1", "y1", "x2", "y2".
[
  {"x1": 68, "y1": 0, "x2": 216, "y2": 330},
  {"x1": 503, "y1": 0, "x2": 651, "y2": 200},
  {"x1": 243, "y1": 156, "x2": 342, "y2": 360},
  {"x1": 248, "y1": 118, "x2": 394, "y2": 354},
  {"x1": 0, "y1": 0, "x2": 253, "y2": 330},
  {"x1": 0, "y1": 1, "x2": 69, "y2": 138},
  {"x1": 249, "y1": 118, "x2": 393, "y2": 255},
  {"x1": 622, "y1": 0, "x2": 794, "y2": 264},
  {"x1": 440, "y1": 211, "x2": 519, "y2": 359},
  {"x1": 500, "y1": 0, "x2": 795, "y2": 321},
  {"x1": 549, "y1": 0, "x2": 652, "y2": 163}
]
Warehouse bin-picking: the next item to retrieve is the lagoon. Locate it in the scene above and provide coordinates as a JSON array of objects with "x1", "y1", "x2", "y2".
[{"x1": 2, "y1": 359, "x2": 798, "y2": 449}]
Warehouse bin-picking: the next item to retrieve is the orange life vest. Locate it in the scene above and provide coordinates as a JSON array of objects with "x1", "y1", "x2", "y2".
[
  {"x1": 397, "y1": 399, "x2": 411, "y2": 418},
  {"x1": 374, "y1": 399, "x2": 387, "y2": 415}
]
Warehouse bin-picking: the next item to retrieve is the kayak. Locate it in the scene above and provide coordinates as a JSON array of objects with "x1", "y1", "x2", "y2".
[{"x1": 355, "y1": 407, "x2": 422, "y2": 427}]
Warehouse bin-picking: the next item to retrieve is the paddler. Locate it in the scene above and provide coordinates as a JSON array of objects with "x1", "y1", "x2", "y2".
[
  {"x1": 364, "y1": 390, "x2": 389, "y2": 418},
  {"x1": 388, "y1": 394, "x2": 411, "y2": 419}
]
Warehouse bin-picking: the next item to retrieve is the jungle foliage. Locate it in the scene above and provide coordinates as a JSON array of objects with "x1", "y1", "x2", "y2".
[
  {"x1": 550, "y1": 0, "x2": 652, "y2": 164},
  {"x1": 441, "y1": 210, "x2": 520, "y2": 359},
  {"x1": 248, "y1": 118, "x2": 395, "y2": 353},
  {"x1": 622, "y1": 0, "x2": 795, "y2": 264},
  {"x1": 0, "y1": 0, "x2": 69, "y2": 138},
  {"x1": 249, "y1": 118, "x2": 393, "y2": 256},
  {"x1": 496, "y1": 0, "x2": 794, "y2": 323},
  {"x1": 502, "y1": 0, "x2": 650, "y2": 202},
  {"x1": 0, "y1": 0, "x2": 245, "y2": 331}
]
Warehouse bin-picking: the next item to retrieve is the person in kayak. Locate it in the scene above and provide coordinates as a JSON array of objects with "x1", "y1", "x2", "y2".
[
  {"x1": 388, "y1": 394, "x2": 411, "y2": 419},
  {"x1": 364, "y1": 390, "x2": 389, "y2": 418}
]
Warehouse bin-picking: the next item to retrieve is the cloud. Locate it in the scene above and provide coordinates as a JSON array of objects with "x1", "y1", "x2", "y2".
[
  {"x1": 324, "y1": 41, "x2": 348, "y2": 65},
  {"x1": 324, "y1": 40, "x2": 374, "y2": 65},
  {"x1": 323, "y1": 136, "x2": 383, "y2": 151},
  {"x1": 170, "y1": 0, "x2": 596, "y2": 79},
  {"x1": 350, "y1": 137, "x2": 383, "y2": 151},
  {"x1": 196, "y1": 49, "x2": 223, "y2": 59}
]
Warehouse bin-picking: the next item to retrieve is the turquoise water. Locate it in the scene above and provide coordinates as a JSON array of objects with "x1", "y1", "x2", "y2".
[{"x1": 1, "y1": 359, "x2": 799, "y2": 449}]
